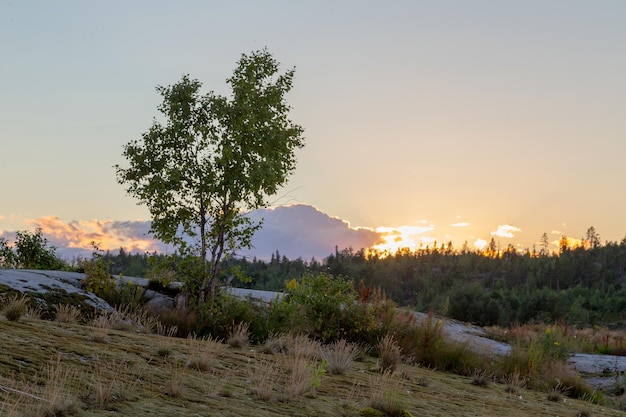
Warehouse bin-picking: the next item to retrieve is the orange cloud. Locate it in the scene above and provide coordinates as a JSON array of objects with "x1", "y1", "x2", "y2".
[
  {"x1": 450, "y1": 222, "x2": 470, "y2": 227},
  {"x1": 25, "y1": 216, "x2": 160, "y2": 253}
]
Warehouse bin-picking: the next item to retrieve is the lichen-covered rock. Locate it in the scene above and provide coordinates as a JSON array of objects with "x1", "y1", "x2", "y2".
[{"x1": 0, "y1": 269, "x2": 113, "y2": 319}]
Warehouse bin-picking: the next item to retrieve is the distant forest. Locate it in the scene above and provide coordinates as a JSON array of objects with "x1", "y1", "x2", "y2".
[{"x1": 101, "y1": 228, "x2": 626, "y2": 328}]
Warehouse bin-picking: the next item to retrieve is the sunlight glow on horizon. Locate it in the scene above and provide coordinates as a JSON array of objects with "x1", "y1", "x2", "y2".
[
  {"x1": 372, "y1": 224, "x2": 435, "y2": 254},
  {"x1": 0, "y1": 208, "x2": 606, "y2": 260}
]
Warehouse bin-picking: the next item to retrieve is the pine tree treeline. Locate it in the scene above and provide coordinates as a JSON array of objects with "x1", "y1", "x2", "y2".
[{"x1": 100, "y1": 234, "x2": 626, "y2": 328}]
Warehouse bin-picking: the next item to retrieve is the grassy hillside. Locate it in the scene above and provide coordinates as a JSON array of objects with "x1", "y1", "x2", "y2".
[{"x1": 1, "y1": 316, "x2": 624, "y2": 417}]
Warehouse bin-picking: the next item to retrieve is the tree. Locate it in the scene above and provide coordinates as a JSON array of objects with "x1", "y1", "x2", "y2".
[
  {"x1": 585, "y1": 226, "x2": 601, "y2": 249},
  {"x1": 13, "y1": 228, "x2": 66, "y2": 270},
  {"x1": 540, "y1": 232, "x2": 550, "y2": 256},
  {"x1": 115, "y1": 49, "x2": 304, "y2": 306}
]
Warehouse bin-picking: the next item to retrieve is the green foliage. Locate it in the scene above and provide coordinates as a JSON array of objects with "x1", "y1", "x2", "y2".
[
  {"x1": 80, "y1": 247, "x2": 116, "y2": 303},
  {"x1": 269, "y1": 273, "x2": 377, "y2": 342},
  {"x1": 536, "y1": 326, "x2": 570, "y2": 361},
  {"x1": 309, "y1": 358, "x2": 327, "y2": 388},
  {"x1": 184, "y1": 292, "x2": 268, "y2": 342},
  {"x1": 115, "y1": 48, "x2": 304, "y2": 306},
  {"x1": 4, "y1": 228, "x2": 67, "y2": 270},
  {"x1": 0, "y1": 237, "x2": 16, "y2": 268},
  {"x1": 112, "y1": 277, "x2": 146, "y2": 308}
]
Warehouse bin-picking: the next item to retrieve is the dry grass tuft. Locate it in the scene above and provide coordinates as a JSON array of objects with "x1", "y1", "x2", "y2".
[
  {"x1": 84, "y1": 358, "x2": 142, "y2": 408},
  {"x1": 165, "y1": 361, "x2": 187, "y2": 398},
  {"x1": 25, "y1": 304, "x2": 41, "y2": 320},
  {"x1": 55, "y1": 304, "x2": 81, "y2": 324},
  {"x1": 89, "y1": 327, "x2": 109, "y2": 344},
  {"x1": 282, "y1": 354, "x2": 317, "y2": 401},
  {"x1": 227, "y1": 321, "x2": 250, "y2": 349},
  {"x1": 248, "y1": 358, "x2": 279, "y2": 401},
  {"x1": 367, "y1": 371, "x2": 408, "y2": 416},
  {"x1": 470, "y1": 369, "x2": 491, "y2": 387},
  {"x1": 111, "y1": 305, "x2": 158, "y2": 334},
  {"x1": 88, "y1": 314, "x2": 112, "y2": 343},
  {"x1": 377, "y1": 334, "x2": 402, "y2": 374},
  {"x1": 503, "y1": 371, "x2": 525, "y2": 395},
  {"x1": 546, "y1": 381, "x2": 571, "y2": 402},
  {"x1": 260, "y1": 332, "x2": 289, "y2": 354},
  {"x1": 3, "y1": 294, "x2": 28, "y2": 322},
  {"x1": 155, "y1": 321, "x2": 178, "y2": 338},
  {"x1": 320, "y1": 339, "x2": 357, "y2": 375},
  {"x1": 286, "y1": 333, "x2": 321, "y2": 358},
  {"x1": 185, "y1": 334, "x2": 224, "y2": 371}
]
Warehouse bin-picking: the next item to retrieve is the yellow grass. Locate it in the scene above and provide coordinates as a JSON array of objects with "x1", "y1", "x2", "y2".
[{"x1": 0, "y1": 316, "x2": 624, "y2": 416}]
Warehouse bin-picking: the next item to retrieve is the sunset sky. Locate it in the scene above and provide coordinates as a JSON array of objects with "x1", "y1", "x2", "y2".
[{"x1": 2, "y1": 1, "x2": 626, "y2": 260}]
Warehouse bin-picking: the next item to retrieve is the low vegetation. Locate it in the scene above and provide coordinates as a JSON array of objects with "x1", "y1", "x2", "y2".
[
  {"x1": 2, "y1": 316, "x2": 623, "y2": 417},
  {"x1": 2, "y1": 270, "x2": 626, "y2": 416}
]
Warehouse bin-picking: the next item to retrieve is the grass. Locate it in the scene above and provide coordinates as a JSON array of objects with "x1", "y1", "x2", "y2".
[
  {"x1": 227, "y1": 321, "x2": 250, "y2": 349},
  {"x1": 320, "y1": 339, "x2": 357, "y2": 375},
  {"x1": 377, "y1": 334, "x2": 402, "y2": 373},
  {"x1": 55, "y1": 304, "x2": 81, "y2": 324},
  {"x1": 185, "y1": 334, "x2": 225, "y2": 371},
  {"x1": 2, "y1": 317, "x2": 624, "y2": 416},
  {"x1": 2, "y1": 294, "x2": 28, "y2": 322}
]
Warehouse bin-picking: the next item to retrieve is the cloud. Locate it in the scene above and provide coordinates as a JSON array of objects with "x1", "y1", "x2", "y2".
[
  {"x1": 21, "y1": 216, "x2": 170, "y2": 259},
  {"x1": 450, "y1": 222, "x2": 470, "y2": 227},
  {"x1": 491, "y1": 224, "x2": 521, "y2": 239},
  {"x1": 474, "y1": 238, "x2": 488, "y2": 249},
  {"x1": 244, "y1": 205, "x2": 383, "y2": 260},
  {"x1": 1, "y1": 205, "x2": 383, "y2": 262}
]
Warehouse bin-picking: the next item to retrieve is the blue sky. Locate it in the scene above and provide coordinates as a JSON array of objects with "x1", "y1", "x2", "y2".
[{"x1": 2, "y1": 1, "x2": 626, "y2": 259}]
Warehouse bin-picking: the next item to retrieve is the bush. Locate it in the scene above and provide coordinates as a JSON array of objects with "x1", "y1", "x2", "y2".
[
  {"x1": 10, "y1": 228, "x2": 67, "y2": 270},
  {"x1": 0, "y1": 237, "x2": 16, "y2": 267},
  {"x1": 80, "y1": 248, "x2": 116, "y2": 302},
  {"x1": 268, "y1": 273, "x2": 380, "y2": 343}
]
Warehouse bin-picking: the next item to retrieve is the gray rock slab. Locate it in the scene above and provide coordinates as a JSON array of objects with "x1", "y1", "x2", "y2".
[
  {"x1": 0, "y1": 269, "x2": 113, "y2": 311},
  {"x1": 227, "y1": 287, "x2": 284, "y2": 303}
]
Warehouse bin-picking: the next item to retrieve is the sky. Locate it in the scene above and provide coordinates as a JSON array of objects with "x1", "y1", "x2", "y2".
[{"x1": 2, "y1": 1, "x2": 626, "y2": 260}]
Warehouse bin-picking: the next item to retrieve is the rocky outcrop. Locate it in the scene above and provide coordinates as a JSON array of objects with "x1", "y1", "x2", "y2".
[{"x1": 0, "y1": 269, "x2": 114, "y2": 313}]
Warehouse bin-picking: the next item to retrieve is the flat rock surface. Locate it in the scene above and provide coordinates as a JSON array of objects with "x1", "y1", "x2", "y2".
[{"x1": 0, "y1": 269, "x2": 113, "y2": 311}]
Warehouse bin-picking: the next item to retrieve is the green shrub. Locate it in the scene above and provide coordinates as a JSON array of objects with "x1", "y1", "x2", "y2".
[
  {"x1": 12, "y1": 228, "x2": 67, "y2": 270},
  {"x1": 80, "y1": 248, "x2": 116, "y2": 302},
  {"x1": 268, "y1": 273, "x2": 380, "y2": 343},
  {"x1": 0, "y1": 237, "x2": 16, "y2": 267}
]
